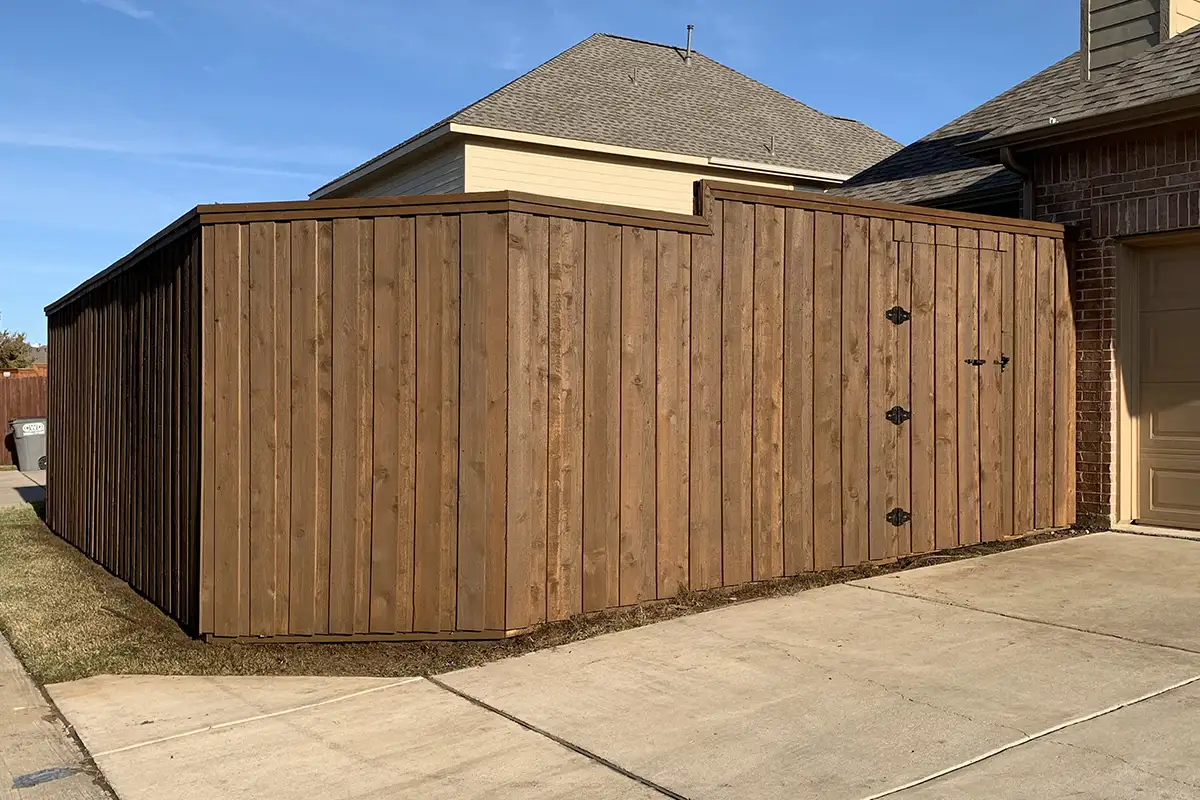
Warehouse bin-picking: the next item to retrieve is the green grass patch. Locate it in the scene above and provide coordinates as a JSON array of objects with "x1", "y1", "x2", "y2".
[{"x1": 0, "y1": 503, "x2": 1091, "y2": 685}]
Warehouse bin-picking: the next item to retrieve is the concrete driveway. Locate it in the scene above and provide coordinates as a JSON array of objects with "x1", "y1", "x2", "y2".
[
  {"x1": 0, "y1": 469, "x2": 44, "y2": 507},
  {"x1": 45, "y1": 532, "x2": 1200, "y2": 799}
]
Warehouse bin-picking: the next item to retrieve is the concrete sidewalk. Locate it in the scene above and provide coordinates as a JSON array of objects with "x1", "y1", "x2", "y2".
[
  {"x1": 0, "y1": 470, "x2": 44, "y2": 509},
  {"x1": 44, "y1": 532, "x2": 1200, "y2": 799},
  {"x1": 0, "y1": 633, "x2": 110, "y2": 798}
]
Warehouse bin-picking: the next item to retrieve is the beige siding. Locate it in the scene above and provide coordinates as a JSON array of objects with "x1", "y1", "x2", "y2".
[
  {"x1": 1172, "y1": 0, "x2": 1200, "y2": 34},
  {"x1": 463, "y1": 139, "x2": 802, "y2": 215},
  {"x1": 347, "y1": 143, "x2": 465, "y2": 198}
]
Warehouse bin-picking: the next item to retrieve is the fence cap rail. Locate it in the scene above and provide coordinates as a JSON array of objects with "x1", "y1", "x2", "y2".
[{"x1": 46, "y1": 183, "x2": 1065, "y2": 315}]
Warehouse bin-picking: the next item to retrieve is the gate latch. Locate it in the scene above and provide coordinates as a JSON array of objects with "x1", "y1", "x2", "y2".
[
  {"x1": 994, "y1": 354, "x2": 1011, "y2": 372},
  {"x1": 885, "y1": 306, "x2": 911, "y2": 325},
  {"x1": 964, "y1": 358, "x2": 986, "y2": 367},
  {"x1": 885, "y1": 406, "x2": 912, "y2": 426},
  {"x1": 886, "y1": 508, "x2": 912, "y2": 527}
]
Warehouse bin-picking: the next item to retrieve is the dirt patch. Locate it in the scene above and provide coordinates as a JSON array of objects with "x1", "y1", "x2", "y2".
[{"x1": 0, "y1": 503, "x2": 1093, "y2": 685}]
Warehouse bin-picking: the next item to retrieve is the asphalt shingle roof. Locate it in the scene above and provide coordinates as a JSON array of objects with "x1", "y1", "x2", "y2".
[
  {"x1": 984, "y1": 24, "x2": 1200, "y2": 140},
  {"x1": 320, "y1": 33, "x2": 901, "y2": 193},
  {"x1": 838, "y1": 52, "x2": 1082, "y2": 206}
]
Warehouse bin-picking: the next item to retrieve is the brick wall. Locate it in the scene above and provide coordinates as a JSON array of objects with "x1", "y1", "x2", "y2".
[{"x1": 1032, "y1": 122, "x2": 1200, "y2": 525}]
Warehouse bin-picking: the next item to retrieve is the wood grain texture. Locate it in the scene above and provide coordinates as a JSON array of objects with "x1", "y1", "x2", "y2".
[
  {"x1": 909, "y1": 224, "x2": 936, "y2": 555},
  {"x1": 868, "y1": 217, "x2": 900, "y2": 561},
  {"x1": 752, "y1": 204, "x2": 785, "y2": 580},
  {"x1": 689, "y1": 202, "x2": 724, "y2": 589},
  {"x1": 1034, "y1": 237, "x2": 1056, "y2": 530},
  {"x1": 248, "y1": 221, "x2": 278, "y2": 636},
  {"x1": 508, "y1": 212, "x2": 550, "y2": 628},
  {"x1": 413, "y1": 215, "x2": 460, "y2": 632},
  {"x1": 1000, "y1": 234, "x2": 1016, "y2": 539},
  {"x1": 979, "y1": 243, "x2": 1004, "y2": 543},
  {"x1": 813, "y1": 212, "x2": 843, "y2": 570},
  {"x1": 783, "y1": 208, "x2": 815, "y2": 575},
  {"x1": 722, "y1": 201, "x2": 754, "y2": 584},
  {"x1": 1054, "y1": 239, "x2": 1076, "y2": 526},
  {"x1": 957, "y1": 229, "x2": 981, "y2": 547},
  {"x1": 1013, "y1": 235, "x2": 1036, "y2": 537},
  {"x1": 894, "y1": 221, "x2": 913, "y2": 557},
  {"x1": 620, "y1": 225, "x2": 657, "y2": 605},
  {"x1": 272, "y1": 223, "x2": 292, "y2": 634},
  {"x1": 370, "y1": 216, "x2": 417, "y2": 633},
  {"x1": 841, "y1": 215, "x2": 870, "y2": 567},
  {"x1": 457, "y1": 213, "x2": 508, "y2": 631},
  {"x1": 933, "y1": 227, "x2": 959, "y2": 550},
  {"x1": 656, "y1": 229, "x2": 691, "y2": 597},
  {"x1": 547, "y1": 217, "x2": 585, "y2": 620},
  {"x1": 582, "y1": 222, "x2": 622, "y2": 612}
]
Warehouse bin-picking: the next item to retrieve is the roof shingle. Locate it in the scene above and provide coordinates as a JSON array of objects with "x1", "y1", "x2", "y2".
[
  {"x1": 320, "y1": 33, "x2": 901, "y2": 193},
  {"x1": 837, "y1": 52, "x2": 1082, "y2": 206}
]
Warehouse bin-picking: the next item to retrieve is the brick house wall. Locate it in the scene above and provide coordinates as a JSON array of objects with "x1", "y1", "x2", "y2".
[{"x1": 1031, "y1": 120, "x2": 1200, "y2": 525}]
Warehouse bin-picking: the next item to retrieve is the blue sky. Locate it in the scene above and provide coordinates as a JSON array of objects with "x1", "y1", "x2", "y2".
[{"x1": 1, "y1": 0, "x2": 1078, "y2": 342}]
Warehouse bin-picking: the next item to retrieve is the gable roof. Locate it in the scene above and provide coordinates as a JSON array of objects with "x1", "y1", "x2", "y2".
[
  {"x1": 837, "y1": 52, "x2": 1082, "y2": 207},
  {"x1": 314, "y1": 33, "x2": 901, "y2": 195}
]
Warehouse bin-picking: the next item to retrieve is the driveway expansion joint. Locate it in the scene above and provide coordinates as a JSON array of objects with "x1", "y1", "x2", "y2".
[
  {"x1": 848, "y1": 583, "x2": 1200, "y2": 657},
  {"x1": 425, "y1": 676, "x2": 693, "y2": 800}
]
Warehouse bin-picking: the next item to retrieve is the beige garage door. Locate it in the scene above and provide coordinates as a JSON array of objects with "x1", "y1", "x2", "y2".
[{"x1": 1139, "y1": 246, "x2": 1200, "y2": 529}]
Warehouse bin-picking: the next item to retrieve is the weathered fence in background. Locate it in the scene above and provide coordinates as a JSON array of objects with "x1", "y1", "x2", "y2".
[
  {"x1": 46, "y1": 183, "x2": 1073, "y2": 641},
  {"x1": 1, "y1": 376, "x2": 48, "y2": 467}
]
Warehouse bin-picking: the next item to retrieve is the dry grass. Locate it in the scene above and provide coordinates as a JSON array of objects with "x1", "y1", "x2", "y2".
[{"x1": 0, "y1": 502, "x2": 1092, "y2": 685}]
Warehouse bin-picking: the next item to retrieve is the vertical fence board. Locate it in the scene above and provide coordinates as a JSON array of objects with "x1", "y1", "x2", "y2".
[
  {"x1": 413, "y1": 215, "x2": 460, "y2": 632},
  {"x1": 547, "y1": 217, "x2": 585, "y2": 620},
  {"x1": 507, "y1": 213, "x2": 550, "y2": 628},
  {"x1": 1013, "y1": 235, "x2": 1036, "y2": 536},
  {"x1": 656, "y1": 229, "x2": 691, "y2": 597},
  {"x1": 272, "y1": 223, "x2": 292, "y2": 634},
  {"x1": 1054, "y1": 240, "x2": 1076, "y2": 526},
  {"x1": 895, "y1": 221, "x2": 914, "y2": 556},
  {"x1": 751, "y1": 206, "x2": 785, "y2": 580},
  {"x1": 248, "y1": 222, "x2": 279, "y2": 636},
  {"x1": 370, "y1": 216, "x2": 417, "y2": 633},
  {"x1": 620, "y1": 226, "x2": 657, "y2": 605},
  {"x1": 868, "y1": 217, "x2": 900, "y2": 561},
  {"x1": 979, "y1": 244, "x2": 1004, "y2": 543},
  {"x1": 582, "y1": 222, "x2": 622, "y2": 612},
  {"x1": 458, "y1": 213, "x2": 509, "y2": 631},
  {"x1": 813, "y1": 212, "x2": 843, "y2": 570},
  {"x1": 842, "y1": 216, "x2": 870, "y2": 567},
  {"x1": 957, "y1": 230, "x2": 982, "y2": 546},
  {"x1": 689, "y1": 202, "x2": 724, "y2": 589},
  {"x1": 934, "y1": 226, "x2": 959, "y2": 550},
  {"x1": 783, "y1": 208, "x2": 815, "y2": 575},
  {"x1": 722, "y1": 202, "x2": 754, "y2": 584},
  {"x1": 1000, "y1": 234, "x2": 1016, "y2": 539},
  {"x1": 1034, "y1": 237, "x2": 1056, "y2": 529}
]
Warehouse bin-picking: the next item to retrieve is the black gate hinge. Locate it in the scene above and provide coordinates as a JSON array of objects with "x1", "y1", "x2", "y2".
[
  {"x1": 886, "y1": 508, "x2": 912, "y2": 527},
  {"x1": 885, "y1": 406, "x2": 912, "y2": 426},
  {"x1": 885, "y1": 306, "x2": 911, "y2": 325},
  {"x1": 964, "y1": 358, "x2": 986, "y2": 367}
]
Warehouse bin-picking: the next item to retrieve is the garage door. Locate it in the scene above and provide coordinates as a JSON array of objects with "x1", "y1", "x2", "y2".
[{"x1": 1139, "y1": 246, "x2": 1200, "y2": 529}]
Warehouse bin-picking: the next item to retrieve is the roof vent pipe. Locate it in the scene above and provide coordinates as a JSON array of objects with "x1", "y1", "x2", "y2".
[{"x1": 685, "y1": 24, "x2": 693, "y2": 65}]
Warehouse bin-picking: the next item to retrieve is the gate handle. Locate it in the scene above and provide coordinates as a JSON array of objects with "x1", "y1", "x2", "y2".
[{"x1": 994, "y1": 354, "x2": 1010, "y2": 371}]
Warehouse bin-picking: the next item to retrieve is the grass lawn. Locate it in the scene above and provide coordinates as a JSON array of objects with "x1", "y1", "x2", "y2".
[{"x1": 0, "y1": 502, "x2": 1089, "y2": 685}]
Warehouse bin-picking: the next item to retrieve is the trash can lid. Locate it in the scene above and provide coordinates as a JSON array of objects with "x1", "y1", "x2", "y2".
[{"x1": 9, "y1": 417, "x2": 47, "y2": 425}]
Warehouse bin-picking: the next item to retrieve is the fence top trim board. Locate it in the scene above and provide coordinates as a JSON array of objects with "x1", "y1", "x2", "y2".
[{"x1": 46, "y1": 181, "x2": 1064, "y2": 314}]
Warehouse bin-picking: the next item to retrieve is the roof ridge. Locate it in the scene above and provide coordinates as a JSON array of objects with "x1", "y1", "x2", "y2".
[{"x1": 596, "y1": 32, "x2": 691, "y2": 53}]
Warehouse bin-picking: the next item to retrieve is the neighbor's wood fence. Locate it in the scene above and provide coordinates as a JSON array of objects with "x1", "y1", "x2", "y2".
[
  {"x1": 46, "y1": 184, "x2": 1073, "y2": 641},
  {"x1": 1, "y1": 376, "x2": 48, "y2": 467}
]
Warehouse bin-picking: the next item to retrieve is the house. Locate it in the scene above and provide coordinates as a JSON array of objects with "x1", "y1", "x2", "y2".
[
  {"x1": 841, "y1": 0, "x2": 1200, "y2": 532},
  {"x1": 310, "y1": 33, "x2": 901, "y2": 214}
]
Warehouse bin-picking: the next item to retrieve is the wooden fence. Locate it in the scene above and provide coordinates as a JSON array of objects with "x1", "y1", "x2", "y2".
[
  {"x1": 46, "y1": 183, "x2": 1073, "y2": 641},
  {"x1": 46, "y1": 224, "x2": 201, "y2": 631},
  {"x1": 1, "y1": 377, "x2": 48, "y2": 467}
]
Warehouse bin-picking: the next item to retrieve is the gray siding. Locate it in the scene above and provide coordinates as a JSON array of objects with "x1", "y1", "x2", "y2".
[
  {"x1": 1083, "y1": 0, "x2": 1166, "y2": 77},
  {"x1": 347, "y1": 142, "x2": 465, "y2": 198}
]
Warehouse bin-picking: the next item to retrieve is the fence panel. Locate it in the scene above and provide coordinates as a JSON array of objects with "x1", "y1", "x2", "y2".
[{"x1": 0, "y1": 377, "x2": 47, "y2": 467}]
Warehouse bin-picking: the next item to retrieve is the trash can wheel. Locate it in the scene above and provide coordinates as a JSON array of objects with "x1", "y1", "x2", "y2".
[{"x1": 37, "y1": 455, "x2": 47, "y2": 470}]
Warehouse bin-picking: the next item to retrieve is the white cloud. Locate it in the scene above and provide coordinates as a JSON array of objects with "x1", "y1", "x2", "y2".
[{"x1": 81, "y1": 0, "x2": 154, "y2": 20}]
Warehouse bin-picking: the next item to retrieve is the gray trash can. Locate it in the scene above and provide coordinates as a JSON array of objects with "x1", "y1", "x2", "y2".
[{"x1": 9, "y1": 417, "x2": 47, "y2": 471}]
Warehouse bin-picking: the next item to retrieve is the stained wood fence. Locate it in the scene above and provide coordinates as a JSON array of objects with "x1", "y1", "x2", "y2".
[
  {"x1": 1, "y1": 377, "x2": 48, "y2": 467},
  {"x1": 46, "y1": 183, "x2": 1073, "y2": 640}
]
